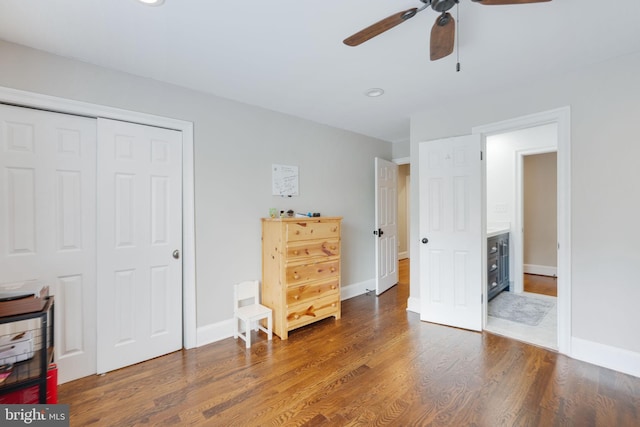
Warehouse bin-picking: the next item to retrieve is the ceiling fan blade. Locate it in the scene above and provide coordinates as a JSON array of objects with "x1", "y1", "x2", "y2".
[
  {"x1": 430, "y1": 13, "x2": 455, "y2": 61},
  {"x1": 344, "y1": 8, "x2": 419, "y2": 46},
  {"x1": 472, "y1": 0, "x2": 551, "y2": 5}
]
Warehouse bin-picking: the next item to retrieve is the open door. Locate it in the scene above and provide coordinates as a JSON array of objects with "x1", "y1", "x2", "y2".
[
  {"x1": 419, "y1": 135, "x2": 483, "y2": 331},
  {"x1": 374, "y1": 158, "x2": 398, "y2": 295}
]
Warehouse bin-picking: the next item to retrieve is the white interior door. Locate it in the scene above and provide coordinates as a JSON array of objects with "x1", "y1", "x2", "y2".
[
  {"x1": 0, "y1": 104, "x2": 97, "y2": 383},
  {"x1": 374, "y1": 158, "x2": 398, "y2": 295},
  {"x1": 419, "y1": 135, "x2": 482, "y2": 331},
  {"x1": 97, "y1": 118, "x2": 183, "y2": 374}
]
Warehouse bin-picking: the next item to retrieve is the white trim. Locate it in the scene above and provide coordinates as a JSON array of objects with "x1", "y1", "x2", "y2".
[
  {"x1": 0, "y1": 85, "x2": 198, "y2": 349},
  {"x1": 341, "y1": 279, "x2": 374, "y2": 300},
  {"x1": 398, "y1": 251, "x2": 409, "y2": 260},
  {"x1": 572, "y1": 337, "x2": 640, "y2": 379},
  {"x1": 393, "y1": 156, "x2": 410, "y2": 165},
  {"x1": 523, "y1": 264, "x2": 557, "y2": 277},
  {"x1": 197, "y1": 319, "x2": 235, "y2": 347},
  {"x1": 473, "y1": 106, "x2": 571, "y2": 355}
]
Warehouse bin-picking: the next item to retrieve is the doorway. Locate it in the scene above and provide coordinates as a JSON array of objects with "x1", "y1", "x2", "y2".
[
  {"x1": 473, "y1": 107, "x2": 571, "y2": 354},
  {"x1": 484, "y1": 127, "x2": 558, "y2": 349}
]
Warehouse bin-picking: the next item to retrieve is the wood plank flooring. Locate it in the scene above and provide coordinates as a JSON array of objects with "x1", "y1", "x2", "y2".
[
  {"x1": 524, "y1": 273, "x2": 558, "y2": 297},
  {"x1": 59, "y1": 259, "x2": 639, "y2": 426}
]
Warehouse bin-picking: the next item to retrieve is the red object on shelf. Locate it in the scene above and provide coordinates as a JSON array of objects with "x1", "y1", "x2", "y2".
[{"x1": 0, "y1": 363, "x2": 57, "y2": 404}]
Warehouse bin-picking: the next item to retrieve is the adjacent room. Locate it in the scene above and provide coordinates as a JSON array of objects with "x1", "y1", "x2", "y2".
[{"x1": 0, "y1": 0, "x2": 639, "y2": 425}]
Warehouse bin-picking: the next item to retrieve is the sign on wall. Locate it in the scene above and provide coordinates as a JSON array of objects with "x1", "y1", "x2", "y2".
[{"x1": 272, "y1": 164, "x2": 299, "y2": 197}]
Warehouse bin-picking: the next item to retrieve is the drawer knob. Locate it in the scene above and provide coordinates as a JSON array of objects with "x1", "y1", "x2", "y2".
[
  {"x1": 294, "y1": 275, "x2": 300, "y2": 280},
  {"x1": 294, "y1": 315, "x2": 300, "y2": 320},
  {"x1": 330, "y1": 285, "x2": 336, "y2": 290},
  {"x1": 331, "y1": 303, "x2": 336, "y2": 307},
  {"x1": 330, "y1": 267, "x2": 336, "y2": 272},
  {"x1": 491, "y1": 264, "x2": 498, "y2": 270},
  {"x1": 293, "y1": 250, "x2": 299, "y2": 255},
  {"x1": 294, "y1": 295, "x2": 299, "y2": 300},
  {"x1": 491, "y1": 282, "x2": 498, "y2": 288}
]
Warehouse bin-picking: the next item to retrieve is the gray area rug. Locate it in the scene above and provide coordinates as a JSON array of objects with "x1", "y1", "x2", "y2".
[{"x1": 488, "y1": 292, "x2": 554, "y2": 326}]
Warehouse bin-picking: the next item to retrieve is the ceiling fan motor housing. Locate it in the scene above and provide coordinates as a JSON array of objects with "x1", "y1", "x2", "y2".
[{"x1": 431, "y1": 0, "x2": 459, "y2": 12}]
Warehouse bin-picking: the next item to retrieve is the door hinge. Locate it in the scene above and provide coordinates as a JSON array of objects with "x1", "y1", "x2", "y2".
[{"x1": 480, "y1": 151, "x2": 483, "y2": 161}]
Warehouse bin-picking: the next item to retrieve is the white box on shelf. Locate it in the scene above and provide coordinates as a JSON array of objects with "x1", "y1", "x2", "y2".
[{"x1": 0, "y1": 331, "x2": 34, "y2": 364}]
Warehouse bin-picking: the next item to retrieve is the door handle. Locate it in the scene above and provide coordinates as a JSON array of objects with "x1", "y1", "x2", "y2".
[
  {"x1": 422, "y1": 238, "x2": 429, "y2": 244},
  {"x1": 173, "y1": 250, "x2": 180, "y2": 259},
  {"x1": 373, "y1": 228, "x2": 384, "y2": 237}
]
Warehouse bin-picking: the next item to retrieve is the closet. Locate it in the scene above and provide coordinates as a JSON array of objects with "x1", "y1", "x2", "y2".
[{"x1": 0, "y1": 103, "x2": 183, "y2": 383}]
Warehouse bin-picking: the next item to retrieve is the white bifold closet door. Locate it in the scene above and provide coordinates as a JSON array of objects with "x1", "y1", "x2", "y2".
[
  {"x1": 96, "y1": 118, "x2": 183, "y2": 374},
  {"x1": 0, "y1": 104, "x2": 97, "y2": 383},
  {"x1": 0, "y1": 105, "x2": 184, "y2": 382}
]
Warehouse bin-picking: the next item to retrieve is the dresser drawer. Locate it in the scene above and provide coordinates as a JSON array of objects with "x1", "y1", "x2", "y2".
[
  {"x1": 286, "y1": 294, "x2": 340, "y2": 329},
  {"x1": 285, "y1": 239, "x2": 340, "y2": 261},
  {"x1": 286, "y1": 278, "x2": 339, "y2": 306},
  {"x1": 285, "y1": 220, "x2": 340, "y2": 242},
  {"x1": 286, "y1": 259, "x2": 340, "y2": 286}
]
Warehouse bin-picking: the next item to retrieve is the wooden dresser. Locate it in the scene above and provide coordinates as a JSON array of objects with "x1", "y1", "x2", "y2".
[{"x1": 261, "y1": 217, "x2": 342, "y2": 340}]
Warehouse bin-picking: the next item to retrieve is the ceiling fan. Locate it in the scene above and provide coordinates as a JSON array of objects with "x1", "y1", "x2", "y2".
[{"x1": 344, "y1": 0, "x2": 552, "y2": 61}]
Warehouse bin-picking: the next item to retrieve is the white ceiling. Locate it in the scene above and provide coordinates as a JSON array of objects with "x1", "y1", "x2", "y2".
[{"x1": 1, "y1": 0, "x2": 639, "y2": 143}]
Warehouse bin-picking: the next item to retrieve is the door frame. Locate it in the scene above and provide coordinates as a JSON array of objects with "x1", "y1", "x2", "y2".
[
  {"x1": 0, "y1": 85, "x2": 197, "y2": 349},
  {"x1": 513, "y1": 146, "x2": 557, "y2": 294},
  {"x1": 472, "y1": 106, "x2": 571, "y2": 354},
  {"x1": 393, "y1": 157, "x2": 410, "y2": 260}
]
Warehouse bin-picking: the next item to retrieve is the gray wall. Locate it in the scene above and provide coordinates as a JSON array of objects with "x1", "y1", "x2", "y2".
[
  {"x1": 410, "y1": 51, "x2": 640, "y2": 355},
  {"x1": 0, "y1": 40, "x2": 391, "y2": 330}
]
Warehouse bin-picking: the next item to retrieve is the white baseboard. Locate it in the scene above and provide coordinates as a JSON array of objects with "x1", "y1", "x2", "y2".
[
  {"x1": 341, "y1": 278, "x2": 374, "y2": 300},
  {"x1": 571, "y1": 337, "x2": 640, "y2": 378},
  {"x1": 398, "y1": 251, "x2": 409, "y2": 260},
  {"x1": 524, "y1": 264, "x2": 557, "y2": 277},
  {"x1": 197, "y1": 318, "x2": 235, "y2": 347}
]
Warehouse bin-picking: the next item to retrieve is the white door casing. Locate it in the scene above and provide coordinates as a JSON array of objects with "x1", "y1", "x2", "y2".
[
  {"x1": 374, "y1": 158, "x2": 398, "y2": 295},
  {"x1": 419, "y1": 135, "x2": 483, "y2": 331},
  {"x1": 96, "y1": 118, "x2": 183, "y2": 374},
  {"x1": 0, "y1": 104, "x2": 97, "y2": 383}
]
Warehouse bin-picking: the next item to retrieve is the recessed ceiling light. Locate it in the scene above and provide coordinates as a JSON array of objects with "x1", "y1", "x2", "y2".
[
  {"x1": 365, "y1": 88, "x2": 385, "y2": 97},
  {"x1": 137, "y1": 0, "x2": 165, "y2": 6}
]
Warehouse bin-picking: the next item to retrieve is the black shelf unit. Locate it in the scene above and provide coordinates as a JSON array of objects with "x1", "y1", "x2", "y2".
[{"x1": 0, "y1": 297, "x2": 54, "y2": 403}]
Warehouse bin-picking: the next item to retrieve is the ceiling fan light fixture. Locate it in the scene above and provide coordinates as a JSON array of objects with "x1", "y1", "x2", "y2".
[
  {"x1": 137, "y1": 0, "x2": 165, "y2": 6},
  {"x1": 365, "y1": 88, "x2": 385, "y2": 97}
]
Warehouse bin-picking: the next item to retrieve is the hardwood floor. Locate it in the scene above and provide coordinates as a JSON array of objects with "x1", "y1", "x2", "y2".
[
  {"x1": 59, "y1": 259, "x2": 639, "y2": 426},
  {"x1": 524, "y1": 273, "x2": 558, "y2": 297}
]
